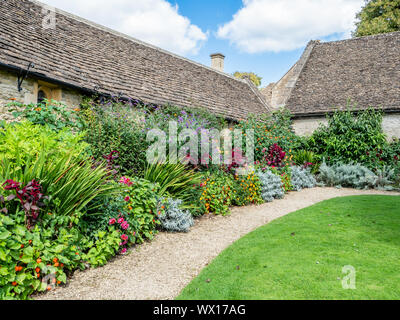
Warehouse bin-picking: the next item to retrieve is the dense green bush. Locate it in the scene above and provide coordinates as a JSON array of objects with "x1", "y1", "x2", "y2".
[
  {"x1": 119, "y1": 176, "x2": 163, "y2": 244},
  {"x1": 8, "y1": 99, "x2": 83, "y2": 132},
  {"x1": 307, "y1": 108, "x2": 387, "y2": 167},
  {"x1": 238, "y1": 109, "x2": 302, "y2": 164},
  {"x1": 0, "y1": 121, "x2": 88, "y2": 166},
  {"x1": 80, "y1": 100, "x2": 149, "y2": 176},
  {"x1": 144, "y1": 160, "x2": 203, "y2": 210}
]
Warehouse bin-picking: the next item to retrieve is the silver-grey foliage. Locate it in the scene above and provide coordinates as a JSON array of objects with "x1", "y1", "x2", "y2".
[
  {"x1": 291, "y1": 166, "x2": 316, "y2": 191},
  {"x1": 318, "y1": 162, "x2": 394, "y2": 190},
  {"x1": 158, "y1": 198, "x2": 194, "y2": 233},
  {"x1": 256, "y1": 170, "x2": 285, "y2": 202}
]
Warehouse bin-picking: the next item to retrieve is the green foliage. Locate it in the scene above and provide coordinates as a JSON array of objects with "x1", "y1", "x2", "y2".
[
  {"x1": 80, "y1": 99, "x2": 149, "y2": 176},
  {"x1": 233, "y1": 72, "x2": 263, "y2": 87},
  {"x1": 231, "y1": 172, "x2": 263, "y2": 206},
  {"x1": 354, "y1": 0, "x2": 400, "y2": 37},
  {"x1": 307, "y1": 108, "x2": 387, "y2": 168},
  {"x1": 256, "y1": 170, "x2": 285, "y2": 202},
  {"x1": 0, "y1": 211, "x2": 85, "y2": 300},
  {"x1": 144, "y1": 161, "x2": 203, "y2": 208},
  {"x1": 198, "y1": 172, "x2": 234, "y2": 216},
  {"x1": 8, "y1": 100, "x2": 82, "y2": 132},
  {"x1": 81, "y1": 228, "x2": 121, "y2": 267},
  {"x1": 0, "y1": 121, "x2": 88, "y2": 166},
  {"x1": 238, "y1": 109, "x2": 301, "y2": 164},
  {"x1": 158, "y1": 198, "x2": 194, "y2": 233},
  {"x1": 121, "y1": 177, "x2": 162, "y2": 243}
]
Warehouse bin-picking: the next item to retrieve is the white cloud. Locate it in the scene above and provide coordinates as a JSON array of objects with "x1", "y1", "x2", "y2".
[
  {"x1": 39, "y1": 0, "x2": 208, "y2": 55},
  {"x1": 217, "y1": 0, "x2": 364, "y2": 53}
]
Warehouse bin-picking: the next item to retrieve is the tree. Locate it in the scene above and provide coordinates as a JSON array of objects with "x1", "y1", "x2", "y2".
[
  {"x1": 353, "y1": 0, "x2": 400, "y2": 37},
  {"x1": 233, "y1": 72, "x2": 262, "y2": 87}
]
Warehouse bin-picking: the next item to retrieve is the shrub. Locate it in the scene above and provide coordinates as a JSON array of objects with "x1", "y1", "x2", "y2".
[
  {"x1": 290, "y1": 166, "x2": 316, "y2": 191},
  {"x1": 317, "y1": 162, "x2": 390, "y2": 189},
  {"x1": 120, "y1": 177, "x2": 163, "y2": 243},
  {"x1": 198, "y1": 172, "x2": 234, "y2": 216},
  {"x1": 144, "y1": 160, "x2": 203, "y2": 209},
  {"x1": 231, "y1": 172, "x2": 263, "y2": 206},
  {"x1": 0, "y1": 210, "x2": 85, "y2": 299},
  {"x1": 238, "y1": 109, "x2": 301, "y2": 164},
  {"x1": 80, "y1": 100, "x2": 149, "y2": 176},
  {"x1": 0, "y1": 149, "x2": 121, "y2": 220},
  {"x1": 256, "y1": 170, "x2": 285, "y2": 202},
  {"x1": 158, "y1": 198, "x2": 194, "y2": 233},
  {"x1": 8, "y1": 99, "x2": 82, "y2": 132},
  {"x1": 0, "y1": 121, "x2": 88, "y2": 166},
  {"x1": 307, "y1": 108, "x2": 387, "y2": 167}
]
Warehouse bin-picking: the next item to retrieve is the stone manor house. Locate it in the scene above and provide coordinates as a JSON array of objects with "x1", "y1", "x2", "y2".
[{"x1": 0, "y1": 0, "x2": 399, "y2": 138}]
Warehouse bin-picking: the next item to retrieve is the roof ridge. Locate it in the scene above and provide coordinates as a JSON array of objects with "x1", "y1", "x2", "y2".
[
  {"x1": 30, "y1": 0, "x2": 247, "y2": 84},
  {"x1": 318, "y1": 30, "x2": 400, "y2": 46},
  {"x1": 281, "y1": 40, "x2": 318, "y2": 107},
  {"x1": 243, "y1": 78, "x2": 272, "y2": 111}
]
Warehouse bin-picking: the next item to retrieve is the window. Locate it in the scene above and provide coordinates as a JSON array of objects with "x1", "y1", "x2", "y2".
[{"x1": 37, "y1": 89, "x2": 47, "y2": 104}]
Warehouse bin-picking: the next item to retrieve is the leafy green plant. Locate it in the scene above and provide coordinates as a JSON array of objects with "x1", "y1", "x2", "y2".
[
  {"x1": 120, "y1": 177, "x2": 163, "y2": 243},
  {"x1": 8, "y1": 99, "x2": 82, "y2": 132},
  {"x1": 0, "y1": 121, "x2": 88, "y2": 166},
  {"x1": 231, "y1": 172, "x2": 263, "y2": 206},
  {"x1": 307, "y1": 108, "x2": 387, "y2": 168},
  {"x1": 0, "y1": 150, "x2": 121, "y2": 218},
  {"x1": 198, "y1": 172, "x2": 234, "y2": 216},
  {"x1": 144, "y1": 160, "x2": 203, "y2": 207}
]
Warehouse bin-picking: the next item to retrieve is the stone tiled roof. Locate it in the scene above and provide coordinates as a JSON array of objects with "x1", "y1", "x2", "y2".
[
  {"x1": 0, "y1": 0, "x2": 270, "y2": 121},
  {"x1": 286, "y1": 33, "x2": 400, "y2": 116}
]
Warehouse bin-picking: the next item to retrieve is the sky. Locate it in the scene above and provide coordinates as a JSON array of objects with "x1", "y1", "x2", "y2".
[{"x1": 39, "y1": 0, "x2": 365, "y2": 87}]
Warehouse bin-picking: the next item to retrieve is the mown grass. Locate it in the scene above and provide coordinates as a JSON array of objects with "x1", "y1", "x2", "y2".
[{"x1": 177, "y1": 195, "x2": 400, "y2": 300}]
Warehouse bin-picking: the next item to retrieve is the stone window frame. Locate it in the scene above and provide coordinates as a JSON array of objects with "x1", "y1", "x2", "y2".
[{"x1": 34, "y1": 80, "x2": 62, "y2": 104}]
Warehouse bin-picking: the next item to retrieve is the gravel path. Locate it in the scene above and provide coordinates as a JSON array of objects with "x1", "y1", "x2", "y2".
[{"x1": 36, "y1": 188, "x2": 399, "y2": 300}]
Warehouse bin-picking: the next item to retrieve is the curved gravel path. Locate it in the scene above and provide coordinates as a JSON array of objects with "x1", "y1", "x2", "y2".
[{"x1": 36, "y1": 188, "x2": 399, "y2": 300}]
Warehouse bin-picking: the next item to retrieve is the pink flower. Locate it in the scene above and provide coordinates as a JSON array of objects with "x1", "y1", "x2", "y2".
[
  {"x1": 109, "y1": 218, "x2": 116, "y2": 225},
  {"x1": 124, "y1": 196, "x2": 130, "y2": 202},
  {"x1": 118, "y1": 218, "x2": 124, "y2": 224},
  {"x1": 119, "y1": 177, "x2": 133, "y2": 186},
  {"x1": 121, "y1": 222, "x2": 130, "y2": 230},
  {"x1": 121, "y1": 234, "x2": 128, "y2": 241},
  {"x1": 121, "y1": 248, "x2": 127, "y2": 254}
]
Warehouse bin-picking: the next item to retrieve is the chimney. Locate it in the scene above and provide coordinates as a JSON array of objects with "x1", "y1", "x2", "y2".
[{"x1": 210, "y1": 53, "x2": 225, "y2": 72}]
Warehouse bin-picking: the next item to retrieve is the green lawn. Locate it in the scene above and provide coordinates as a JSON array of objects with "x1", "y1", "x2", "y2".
[{"x1": 177, "y1": 195, "x2": 400, "y2": 300}]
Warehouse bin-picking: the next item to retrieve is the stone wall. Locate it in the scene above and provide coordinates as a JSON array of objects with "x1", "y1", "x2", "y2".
[
  {"x1": 293, "y1": 114, "x2": 400, "y2": 140},
  {"x1": 0, "y1": 68, "x2": 83, "y2": 121}
]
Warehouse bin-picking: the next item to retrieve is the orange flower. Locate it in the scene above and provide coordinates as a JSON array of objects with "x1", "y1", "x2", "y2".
[
  {"x1": 35, "y1": 267, "x2": 40, "y2": 273},
  {"x1": 20, "y1": 244, "x2": 24, "y2": 248},
  {"x1": 36, "y1": 258, "x2": 42, "y2": 264},
  {"x1": 35, "y1": 107, "x2": 42, "y2": 111},
  {"x1": 12, "y1": 282, "x2": 17, "y2": 286},
  {"x1": 47, "y1": 286, "x2": 52, "y2": 291},
  {"x1": 54, "y1": 262, "x2": 59, "y2": 267},
  {"x1": 53, "y1": 258, "x2": 58, "y2": 263}
]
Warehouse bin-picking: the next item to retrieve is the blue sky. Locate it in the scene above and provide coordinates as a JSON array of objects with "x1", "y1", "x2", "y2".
[
  {"x1": 168, "y1": 0, "x2": 304, "y2": 86},
  {"x1": 41, "y1": 0, "x2": 365, "y2": 87}
]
